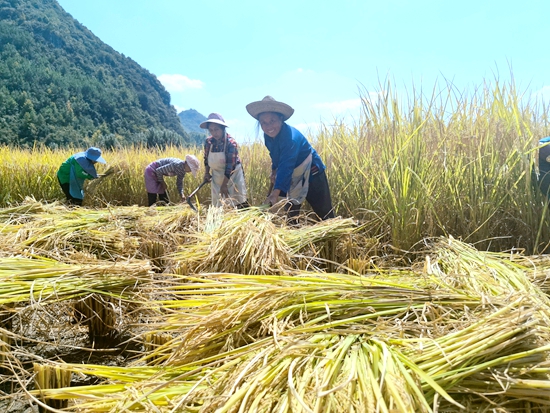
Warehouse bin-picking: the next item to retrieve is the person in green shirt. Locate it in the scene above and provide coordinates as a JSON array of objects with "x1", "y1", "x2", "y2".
[{"x1": 57, "y1": 147, "x2": 106, "y2": 205}]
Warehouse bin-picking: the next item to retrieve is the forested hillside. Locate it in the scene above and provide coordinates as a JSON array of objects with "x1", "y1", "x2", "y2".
[
  {"x1": 178, "y1": 108, "x2": 207, "y2": 135},
  {"x1": 0, "y1": 0, "x2": 192, "y2": 148}
]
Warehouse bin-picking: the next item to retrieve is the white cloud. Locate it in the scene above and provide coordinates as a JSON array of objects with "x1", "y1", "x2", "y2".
[
  {"x1": 157, "y1": 74, "x2": 204, "y2": 92},
  {"x1": 533, "y1": 86, "x2": 550, "y2": 102},
  {"x1": 314, "y1": 98, "x2": 362, "y2": 114},
  {"x1": 173, "y1": 104, "x2": 186, "y2": 114},
  {"x1": 294, "y1": 122, "x2": 322, "y2": 135}
]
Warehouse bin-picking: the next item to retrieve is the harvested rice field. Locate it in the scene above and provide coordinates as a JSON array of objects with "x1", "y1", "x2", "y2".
[
  {"x1": 2, "y1": 81, "x2": 550, "y2": 412},
  {"x1": 1, "y1": 198, "x2": 550, "y2": 412}
]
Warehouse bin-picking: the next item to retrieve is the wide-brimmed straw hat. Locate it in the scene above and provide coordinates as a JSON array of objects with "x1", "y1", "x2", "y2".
[
  {"x1": 85, "y1": 147, "x2": 106, "y2": 164},
  {"x1": 185, "y1": 154, "x2": 200, "y2": 178},
  {"x1": 199, "y1": 113, "x2": 229, "y2": 129},
  {"x1": 245, "y1": 96, "x2": 294, "y2": 121}
]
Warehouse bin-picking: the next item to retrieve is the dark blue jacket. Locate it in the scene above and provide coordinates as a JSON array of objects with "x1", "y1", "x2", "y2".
[{"x1": 264, "y1": 123, "x2": 325, "y2": 193}]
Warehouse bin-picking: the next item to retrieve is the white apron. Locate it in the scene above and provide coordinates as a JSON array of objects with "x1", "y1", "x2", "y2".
[
  {"x1": 208, "y1": 149, "x2": 247, "y2": 207},
  {"x1": 279, "y1": 153, "x2": 312, "y2": 205}
]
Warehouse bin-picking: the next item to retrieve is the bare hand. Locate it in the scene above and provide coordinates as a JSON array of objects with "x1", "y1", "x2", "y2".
[
  {"x1": 265, "y1": 191, "x2": 279, "y2": 207},
  {"x1": 203, "y1": 173, "x2": 212, "y2": 183},
  {"x1": 220, "y1": 184, "x2": 229, "y2": 197}
]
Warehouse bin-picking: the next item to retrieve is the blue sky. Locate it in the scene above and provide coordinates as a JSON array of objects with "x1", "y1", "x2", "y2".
[{"x1": 56, "y1": 0, "x2": 550, "y2": 142}]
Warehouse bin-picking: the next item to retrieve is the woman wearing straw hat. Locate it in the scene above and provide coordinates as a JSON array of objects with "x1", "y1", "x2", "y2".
[
  {"x1": 57, "y1": 147, "x2": 107, "y2": 206},
  {"x1": 144, "y1": 155, "x2": 200, "y2": 206},
  {"x1": 200, "y1": 113, "x2": 249, "y2": 208},
  {"x1": 246, "y1": 96, "x2": 334, "y2": 220}
]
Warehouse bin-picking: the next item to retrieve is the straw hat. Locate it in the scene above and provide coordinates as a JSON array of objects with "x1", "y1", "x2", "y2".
[
  {"x1": 85, "y1": 147, "x2": 106, "y2": 164},
  {"x1": 245, "y1": 96, "x2": 294, "y2": 121},
  {"x1": 199, "y1": 113, "x2": 229, "y2": 129},
  {"x1": 185, "y1": 154, "x2": 200, "y2": 177}
]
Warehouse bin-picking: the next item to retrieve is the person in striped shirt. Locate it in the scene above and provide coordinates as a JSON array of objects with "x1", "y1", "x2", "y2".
[{"x1": 144, "y1": 155, "x2": 200, "y2": 206}]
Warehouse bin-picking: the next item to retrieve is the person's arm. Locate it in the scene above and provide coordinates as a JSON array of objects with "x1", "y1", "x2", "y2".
[
  {"x1": 203, "y1": 139, "x2": 212, "y2": 183},
  {"x1": 176, "y1": 172, "x2": 185, "y2": 200},
  {"x1": 225, "y1": 138, "x2": 238, "y2": 177}
]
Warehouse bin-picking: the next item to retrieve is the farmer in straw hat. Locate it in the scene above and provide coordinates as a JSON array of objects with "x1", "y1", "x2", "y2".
[
  {"x1": 200, "y1": 113, "x2": 249, "y2": 208},
  {"x1": 144, "y1": 155, "x2": 200, "y2": 206},
  {"x1": 57, "y1": 147, "x2": 107, "y2": 206},
  {"x1": 246, "y1": 96, "x2": 335, "y2": 221}
]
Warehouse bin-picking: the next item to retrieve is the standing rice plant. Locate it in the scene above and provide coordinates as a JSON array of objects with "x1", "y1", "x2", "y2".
[{"x1": 316, "y1": 76, "x2": 550, "y2": 253}]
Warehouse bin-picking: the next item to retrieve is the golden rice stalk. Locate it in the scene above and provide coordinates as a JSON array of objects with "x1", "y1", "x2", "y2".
[
  {"x1": 135, "y1": 271, "x2": 481, "y2": 367},
  {"x1": 283, "y1": 217, "x2": 360, "y2": 254},
  {"x1": 174, "y1": 207, "x2": 293, "y2": 275},
  {"x1": 404, "y1": 297, "x2": 550, "y2": 403},
  {"x1": 0, "y1": 256, "x2": 151, "y2": 306},
  {"x1": 427, "y1": 236, "x2": 550, "y2": 326},
  {"x1": 0, "y1": 205, "x2": 141, "y2": 260},
  {"x1": 33, "y1": 362, "x2": 72, "y2": 412},
  {"x1": 55, "y1": 334, "x2": 451, "y2": 412},
  {"x1": 143, "y1": 332, "x2": 173, "y2": 364},
  {"x1": 75, "y1": 294, "x2": 118, "y2": 343},
  {"x1": 0, "y1": 328, "x2": 10, "y2": 372},
  {"x1": 172, "y1": 208, "x2": 360, "y2": 275}
]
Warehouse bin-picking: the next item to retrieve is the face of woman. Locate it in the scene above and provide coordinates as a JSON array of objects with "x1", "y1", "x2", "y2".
[
  {"x1": 208, "y1": 123, "x2": 225, "y2": 140},
  {"x1": 259, "y1": 112, "x2": 283, "y2": 138}
]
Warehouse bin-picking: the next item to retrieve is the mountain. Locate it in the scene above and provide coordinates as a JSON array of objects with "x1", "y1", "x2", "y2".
[
  {"x1": 0, "y1": 0, "x2": 191, "y2": 147},
  {"x1": 178, "y1": 109, "x2": 207, "y2": 146},
  {"x1": 178, "y1": 109, "x2": 207, "y2": 135}
]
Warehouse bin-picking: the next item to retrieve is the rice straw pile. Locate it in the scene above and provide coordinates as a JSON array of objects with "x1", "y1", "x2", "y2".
[
  {"x1": 26, "y1": 236, "x2": 550, "y2": 412},
  {"x1": 1, "y1": 197, "x2": 550, "y2": 412}
]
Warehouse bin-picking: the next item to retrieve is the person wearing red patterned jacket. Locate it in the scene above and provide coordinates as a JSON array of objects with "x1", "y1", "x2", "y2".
[{"x1": 200, "y1": 113, "x2": 249, "y2": 208}]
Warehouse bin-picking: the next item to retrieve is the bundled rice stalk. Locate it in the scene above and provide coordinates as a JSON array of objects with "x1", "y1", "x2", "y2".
[
  {"x1": 0, "y1": 256, "x2": 152, "y2": 306},
  {"x1": 173, "y1": 207, "x2": 293, "y2": 275},
  {"x1": 0, "y1": 204, "x2": 141, "y2": 260},
  {"x1": 43, "y1": 334, "x2": 455, "y2": 413},
  {"x1": 29, "y1": 361, "x2": 214, "y2": 412},
  {"x1": 283, "y1": 217, "x2": 359, "y2": 254},
  {"x1": 74, "y1": 294, "x2": 118, "y2": 344},
  {"x1": 172, "y1": 208, "x2": 361, "y2": 275},
  {"x1": 134, "y1": 271, "x2": 480, "y2": 366},
  {"x1": 33, "y1": 362, "x2": 72, "y2": 412},
  {"x1": 404, "y1": 298, "x2": 550, "y2": 406},
  {"x1": 427, "y1": 236, "x2": 550, "y2": 319}
]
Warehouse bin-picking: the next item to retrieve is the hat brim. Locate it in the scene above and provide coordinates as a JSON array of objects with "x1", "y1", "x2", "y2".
[
  {"x1": 80, "y1": 152, "x2": 106, "y2": 164},
  {"x1": 87, "y1": 155, "x2": 106, "y2": 164},
  {"x1": 246, "y1": 100, "x2": 294, "y2": 121},
  {"x1": 200, "y1": 119, "x2": 229, "y2": 129}
]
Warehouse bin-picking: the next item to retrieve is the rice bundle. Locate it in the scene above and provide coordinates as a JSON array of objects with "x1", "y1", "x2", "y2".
[
  {"x1": 33, "y1": 362, "x2": 71, "y2": 412},
  {"x1": 174, "y1": 208, "x2": 294, "y2": 275},
  {"x1": 0, "y1": 205, "x2": 141, "y2": 260},
  {"x1": 0, "y1": 256, "x2": 152, "y2": 305},
  {"x1": 74, "y1": 294, "x2": 118, "y2": 343},
  {"x1": 173, "y1": 208, "x2": 361, "y2": 275}
]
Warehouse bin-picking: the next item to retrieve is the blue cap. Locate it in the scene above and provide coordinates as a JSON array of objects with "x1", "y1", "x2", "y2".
[{"x1": 85, "y1": 147, "x2": 106, "y2": 164}]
